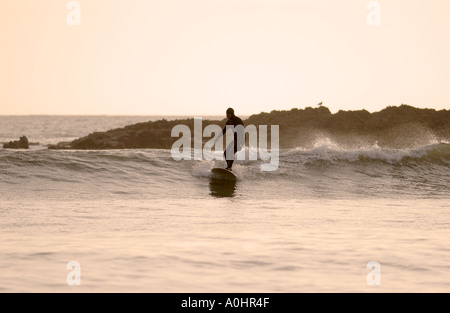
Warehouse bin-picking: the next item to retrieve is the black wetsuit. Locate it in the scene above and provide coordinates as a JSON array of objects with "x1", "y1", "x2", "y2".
[{"x1": 221, "y1": 115, "x2": 244, "y2": 169}]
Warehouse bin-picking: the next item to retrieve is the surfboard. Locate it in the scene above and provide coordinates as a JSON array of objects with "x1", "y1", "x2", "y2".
[{"x1": 211, "y1": 168, "x2": 237, "y2": 181}]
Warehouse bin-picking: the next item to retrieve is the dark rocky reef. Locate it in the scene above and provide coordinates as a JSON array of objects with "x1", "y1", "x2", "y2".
[
  {"x1": 3, "y1": 136, "x2": 30, "y2": 149},
  {"x1": 48, "y1": 105, "x2": 450, "y2": 150}
]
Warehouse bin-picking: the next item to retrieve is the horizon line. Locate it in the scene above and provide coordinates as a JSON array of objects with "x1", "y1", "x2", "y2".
[{"x1": 0, "y1": 104, "x2": 448, "y2": 117}]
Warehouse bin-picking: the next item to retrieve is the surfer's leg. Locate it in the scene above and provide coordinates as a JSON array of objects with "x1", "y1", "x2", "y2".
[
  {"x1": 228, "y1": 142, "x2": 240, "y2": 169},
  {"x1": 224, "y1": 142, "x2": 236, "y2": 169},
  {"x1": 228, "y1": 143, "x2": 245, "y2": 170}
]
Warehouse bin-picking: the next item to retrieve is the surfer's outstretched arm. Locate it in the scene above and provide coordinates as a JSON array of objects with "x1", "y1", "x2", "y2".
[
  {"x1": 221, "y1": 124, "x2": 228, "y2": 135},
  {"x1": 214, "y1": 131, "x2": 223, "y2": 144},
  {"x1": 214, "y1": 125, "x2": 228, "y2": 143}
]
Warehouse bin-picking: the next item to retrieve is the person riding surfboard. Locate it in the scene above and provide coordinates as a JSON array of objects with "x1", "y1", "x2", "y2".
[{"x1": 214, "y1": 108, "x2": 244, "y2": 171}]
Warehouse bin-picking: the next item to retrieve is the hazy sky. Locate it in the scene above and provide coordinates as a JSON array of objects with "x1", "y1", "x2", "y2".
[{"x1": 1, "y1": 0, "x2": 449, "y2": 115}]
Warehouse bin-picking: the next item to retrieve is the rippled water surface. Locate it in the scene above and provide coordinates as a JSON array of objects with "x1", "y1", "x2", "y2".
[{"x1": 1, "y1": 116, "x2": 449, "y2": 292}]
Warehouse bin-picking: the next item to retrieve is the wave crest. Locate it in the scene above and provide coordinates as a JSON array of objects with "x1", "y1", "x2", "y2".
[{"x1": 283, "y1": 139, "x2": 450, "y2": 165}]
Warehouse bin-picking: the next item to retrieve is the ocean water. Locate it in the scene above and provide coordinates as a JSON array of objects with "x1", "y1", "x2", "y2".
[{"x1": 0, "y1": 116, "x2": 449, "y2": 292}]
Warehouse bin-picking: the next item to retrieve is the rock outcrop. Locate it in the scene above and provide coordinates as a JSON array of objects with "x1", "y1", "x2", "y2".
[
  {"x1": 3, "y1": 136, "x2": 30, "y2": 149},
  {"x1": 48, "y1": 105, "x2": 450, "y2": 150}
]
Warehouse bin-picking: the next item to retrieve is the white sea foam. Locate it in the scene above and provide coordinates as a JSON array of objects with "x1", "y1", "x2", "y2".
[{"x1": 283, "y1": 138, "x2": 448, "y2": 164}]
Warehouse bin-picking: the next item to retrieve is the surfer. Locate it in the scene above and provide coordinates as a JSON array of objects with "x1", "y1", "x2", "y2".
[{"x1": 214, "y1": 108, "x2": 244, "y2": 171}]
